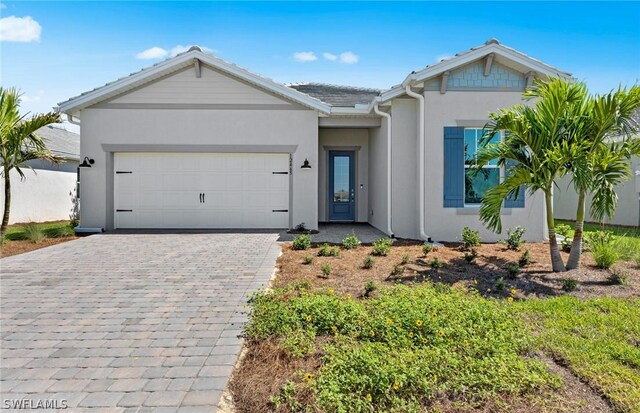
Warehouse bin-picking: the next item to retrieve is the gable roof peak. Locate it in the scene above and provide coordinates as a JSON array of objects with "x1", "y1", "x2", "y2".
[{"x1": 485, "y1": 38, "x2": 500, "y2": 45}]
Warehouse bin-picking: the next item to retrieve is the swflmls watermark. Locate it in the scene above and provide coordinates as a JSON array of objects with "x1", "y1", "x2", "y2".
[{"x1": 2, "y1": 399, "x2": 68, "y2": 410}]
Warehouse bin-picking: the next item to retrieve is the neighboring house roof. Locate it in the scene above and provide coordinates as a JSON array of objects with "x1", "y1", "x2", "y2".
[
  {"x1": 286, "y1": 83, "x2": 381, "y2": 107},
  {"x1": 58, "y1": 46, "x2": 332, "y2": 116},
  {"x1": 36, "y1": 125, "x2": 80, "y2": 161}
]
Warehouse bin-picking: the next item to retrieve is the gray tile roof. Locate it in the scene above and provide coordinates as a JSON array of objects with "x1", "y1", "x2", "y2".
[
  {"x1": 36, "y1": 125, "x2": 80, "y2": 160},
  {"x1": 286, "y1": 83, "x2": 380, "y2": 107}
]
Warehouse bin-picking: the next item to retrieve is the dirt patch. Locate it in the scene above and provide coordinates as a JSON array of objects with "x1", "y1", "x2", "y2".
[
  {"x1": 0, "y1": 237, "x2": 76, "y2": 258},
  {"x1": 275, "y1": 240, "x2": 640, "y2": 299}
]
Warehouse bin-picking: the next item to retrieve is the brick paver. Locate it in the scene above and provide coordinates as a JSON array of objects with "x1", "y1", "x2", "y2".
[{"x1": 1, "y1": 232, "x2": 281, "y2": 411}]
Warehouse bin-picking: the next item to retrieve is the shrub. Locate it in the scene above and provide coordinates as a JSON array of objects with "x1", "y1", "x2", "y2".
[
  {"x1": 422, "y1": 243, "x2": 433, "y2": 257},
  {"x1": 49, "y1": 224, "x2": 75, "y2": 238},
  {"x1": 495, "y1": 277, "x2": 506, "y2": 291},
  {"x1": 584, "y1": 230, "x2": 614, "y2": 252},
  {"x1": 429, "y1": 257, "x2": 443, "y2": 270},
  {"x1": 561, "y1": 278, "x2": 579, "y2": 292},
  {"x1": 292, "y1": 234, "x2": 311, "y2": 250},
  {"x1": 23, "y1": 223, "x2": 46, "y2": 244},
  {"x1": 561, "y1": 237, "x2": 572, "y2": 252},
  {"x1": 341, "y1": 233, "x2": 361, "y2": 250},
  {"x1": 364, "y1": 281, "x2": 378, "y2": 297},
  {"x1": 294, "y1": 222, "x2": 308, "y2": 232},
  {"x1": 555, "y1": 224, "x2": 572, "y2": 237},
  {"x1": 607, "y1": 270, "x2": 628, "y2": 286},
  {"x1": 318, "y1": 243, "x2": 340, "y2": 257},
  {"x1": 506, "y1": 264, "x2": 520, "y2": 278},
  {"x1": 502, "y1": 226, "x2": 526, "y2": 251},
  {"x1": 320, "y1": 263, "x2": 331, "y2": 278},
  {"x1": 591, "y1": 241, "x2": 619, "y2": 269},
  {"x1": 303, "y1": 255, "x2": 314, "y2": 265},
  {"x1": 362, "y1": 255, "x2": 375, "y2": 269},
  {"x1": 518, "y1": 249, "x2": 532, "y2": 267},
  {"x1": 401, "y1": 254, "x2": 410, "y2": 265},
  {"x1": 463, "y1": 248, "x2": 478, "y2": 264},
  {"x1": 461, "y1": 226, "x2": 480, "y2": 249},
  {"x1": 389, "y1": 264, "x2": 404, "y2": 278},
  {"x1": 371, "y1": 238, "x2": 393, "y2": 256}
]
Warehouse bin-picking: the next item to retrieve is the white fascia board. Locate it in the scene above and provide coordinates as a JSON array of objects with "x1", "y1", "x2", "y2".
[
  {"x1": 330, "y1": 106, "x2": 375, "y2": 116},
  {"x1": 59, "y1": 50, "x2": 331, "y2": 114}
]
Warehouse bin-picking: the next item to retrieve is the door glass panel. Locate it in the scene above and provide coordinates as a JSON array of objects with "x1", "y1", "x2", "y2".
[{"x1": 333, "y1": 155, "x2": 350, "y2": 203}]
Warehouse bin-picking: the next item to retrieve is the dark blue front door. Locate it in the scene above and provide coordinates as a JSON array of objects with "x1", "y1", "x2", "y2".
[{"x1": 329, "y1": 151, "x2": 355, "y2": 221}]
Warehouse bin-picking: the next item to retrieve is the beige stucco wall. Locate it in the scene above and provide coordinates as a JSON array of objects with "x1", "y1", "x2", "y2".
[
  {"x1": 554, "y1": 156, "x2": 640, "y2": 227},
  {"x1": 421, "y1": 90, "x2": 547, "y2": 242},
  {"x1": 78, "y1": 108, "x2": 318, "y2": 230},
  {"x1": 0, "y1": 164, "x2": 78, "y2": 224},
  {"x1": 367, "y1": 119, "x2": 389, "y2": 233},
  {"x1": 318, "y1": 129, "x2": 369, "y2": 222},
  {"x1": 390, "y1": 98, "x2": 420, "y2": 239}
]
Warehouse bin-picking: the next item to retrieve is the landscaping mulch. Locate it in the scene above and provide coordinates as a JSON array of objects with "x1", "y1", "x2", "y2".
[
  {"x1": 275, "y1": 240, "x2": 640, "y2": 300},
  {"x1": 0, "y1": 237, "x2": 76, "y2": 258}
]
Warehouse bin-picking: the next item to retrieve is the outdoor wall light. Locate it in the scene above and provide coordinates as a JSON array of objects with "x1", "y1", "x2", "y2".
[
  {"x1": 301, "y1": 158, "x2": 312, "y2": 169},
  {"x1": 79, "y1": 157, "x2": 95, "y2": 168}
]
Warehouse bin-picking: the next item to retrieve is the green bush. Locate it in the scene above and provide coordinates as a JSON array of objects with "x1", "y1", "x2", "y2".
[
  {"x1": 502, "y1": 226, "x2": 526, "y2": 251},
  {"x1": 303, "y1": 255, "x2": 314, "y2": 265},
  {"x1": 318, "y1": 243, "x2": 340, "y2": 257},
  {"x1": 320, "y1": 263, "x2": 332, "y2": 278},
  {"x1": 48, "y1": 224, "x2": 75, "y2": 238},
  {"x1": 422, "y1": 244, "x2": 433, "y2": 257},
  {"x1": 23, "y1": 223, "x2": 46, "y2": 244},
  {"x1": 371, "y1": 238, "x2": 393, "y2": 256},
  {"x1": 342, "y1": 233, "x2": 362, "y2": 250},
  {"x1": 461, "y1": 226, "x2": 480, "y2": 249},
  {"x1": 591, "y1": 241, "x2": 619, "y2": 269},
  {"x1": 518, "y1": 249, "x2": 532, "y2": 267},
  {"x1": 401, "y1": 254, "x2": 410, "y2": 265},
  {"x1": 561, "y1": 278, "x2": 579, "y2": 292},
  {"x1": 506, "y1": 264, "x2": 520, "y2": 278},
  {"x1": 363, "y1": 255, "x2": 375, "y2": 269},
  {"x1": 246, "y1": 284, "x2": 558, "y2": 412},
  {"x1": 495, "y1": 277, "x2": 506, "y2": 291},
  {"x1": 584, "y1": 230, "x2": 614, "y2": 252},
  {"x1": 364, "y1": 281, "x2": 378, "y2": 296},
  {"x1": 607, "y1": 270, "x2": 628, "y2": 286},
  {"x1": 561, "y1": 237, "x2": 572, "y2": 252},
  {"x1": 428, "y1": 257, "x2": 443, "y2": 270},
  {"x1": 389, "y1": 264, "x2": 404, "y2": 278},
  {"x1": 292, "y1": 234, "x2": 311, "y2": 250},
  {"x1": 464, "y1": 248, "x2": 478, "y2": 264},
  {"x1": 555, "y1": 224, "x2": 572, "y2": 237}
]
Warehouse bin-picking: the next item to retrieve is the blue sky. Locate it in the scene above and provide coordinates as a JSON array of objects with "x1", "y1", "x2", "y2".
[{"x1": 1, "y1": 1, "x2": 639, "y2": 118}]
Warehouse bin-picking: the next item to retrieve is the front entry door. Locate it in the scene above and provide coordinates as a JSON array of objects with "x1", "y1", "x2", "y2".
[{"x1": 329, "y1": 151, "x2": 355, "y2": 221}]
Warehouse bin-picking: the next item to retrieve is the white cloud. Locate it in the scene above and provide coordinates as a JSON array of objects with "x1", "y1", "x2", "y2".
[
  {"x1": 322, "y1": 52, "x2": 337, "y2": 62},
  {"x1": 339, "y1": 51, "x2": 359, "y2": 64},
  {"x1": 136, "y1": 46, "x2": 168, "y2": 59},
  {"x1": 0, "y1": 15, "x2": 41, "y2": 42},
  {"x1": 21, "y1": 89, "x2": 44, "y2": 103},
  {"x1": 292, "y1": 51, "x2": 317, "y2": 63}
]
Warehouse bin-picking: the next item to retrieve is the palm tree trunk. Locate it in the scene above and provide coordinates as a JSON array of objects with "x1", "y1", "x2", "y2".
[
  {"x1": 566, "y1": 189, "x2": 586, "y2": 270},
  {"x1": 1, "y1": 165, "x2": 11, "y2": 239},
  {"x1": 545, "y1": 190, "x2": 566, "y2": 272}
]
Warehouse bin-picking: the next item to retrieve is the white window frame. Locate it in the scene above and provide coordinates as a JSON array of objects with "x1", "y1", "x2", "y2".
[{"x1": 463, "y1": 128, "x2": 504, "y2": 207}]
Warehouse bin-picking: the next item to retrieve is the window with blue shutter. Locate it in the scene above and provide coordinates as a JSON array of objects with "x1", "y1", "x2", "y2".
[{"x1": 443, "y1": 127, "x2": 465, "y2": 207}]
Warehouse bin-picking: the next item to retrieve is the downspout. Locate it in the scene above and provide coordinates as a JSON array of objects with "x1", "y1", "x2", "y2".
[
  {"x1": 373, "y1": 102, "x2": 393, "y2": 237},
  {"x1": 404, "y1": 84, "x2": 429, "y2": 241}
]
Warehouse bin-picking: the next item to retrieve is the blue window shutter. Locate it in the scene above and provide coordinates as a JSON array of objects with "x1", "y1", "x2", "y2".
[
  {"x1": 504, "y1": 159, "x2": 525, "y2": 208},
  {"x1": 443, "y1": 127, "x2": 465, "y2": 208}
]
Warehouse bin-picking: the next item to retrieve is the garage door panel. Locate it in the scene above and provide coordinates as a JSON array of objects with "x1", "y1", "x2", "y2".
[{"x1": 115, "y1": 153, "x2": 290, "y2": 229}]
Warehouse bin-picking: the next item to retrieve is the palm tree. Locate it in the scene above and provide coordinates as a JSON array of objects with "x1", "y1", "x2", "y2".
[
  {"x1": 475, "y1": 78, "x2": 589, "y2": 272},
  {"x1": 564, "y1": 86, "x2": 640, "y2": 269},
  {"x1": 0, "y1": 87, "x2": 62, "y2": 238}
]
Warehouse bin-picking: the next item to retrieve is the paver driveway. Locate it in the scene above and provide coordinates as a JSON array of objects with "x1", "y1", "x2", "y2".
[{"x1": 0, "y1": 232, "x2": 281, "y2": 412}]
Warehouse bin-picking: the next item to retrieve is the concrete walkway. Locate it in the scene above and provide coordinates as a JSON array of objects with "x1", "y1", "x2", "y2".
[{"x1": 0, "y1": 232, "x2": 280, "y2": 412}]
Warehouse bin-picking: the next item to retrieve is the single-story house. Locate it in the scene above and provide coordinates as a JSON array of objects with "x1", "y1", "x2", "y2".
[
  {"x1": 0, "y1": 125, "x2": 80, "y2": 224},
  {"x1": 554, "y1": 110, "x2": 640, "y2": 227},
  {"x1": 57, "y1": 39, "x2": 572, "y2": 241}
]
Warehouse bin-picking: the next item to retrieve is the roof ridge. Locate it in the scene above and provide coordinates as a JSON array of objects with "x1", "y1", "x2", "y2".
[{"x1": 286, "y1": 82, "x2": 381, "y2": 92}]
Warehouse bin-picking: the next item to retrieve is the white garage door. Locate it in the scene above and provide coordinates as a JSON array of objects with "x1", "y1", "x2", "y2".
[{"x1": 114, "y1": 153, "x2": 290, "y2": 229}]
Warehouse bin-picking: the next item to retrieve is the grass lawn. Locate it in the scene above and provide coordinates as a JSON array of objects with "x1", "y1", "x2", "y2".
[
  {"x1": 556, "y1": 219, "x2": 640, "y2": 261},
  {"x1": 231, "y1": 234, "x2": 640, "y2": 413},
  {"x1": 1, "y1": 220, "x2": 77, "y2": 257}
]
